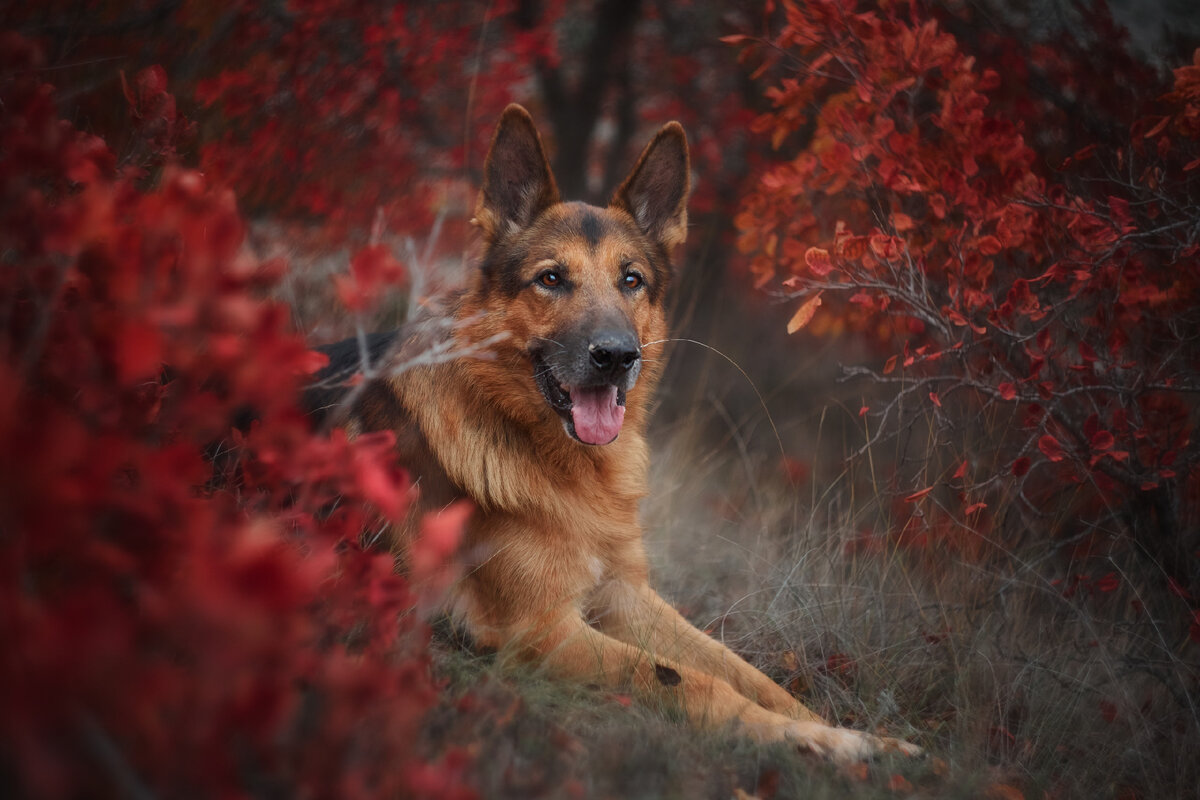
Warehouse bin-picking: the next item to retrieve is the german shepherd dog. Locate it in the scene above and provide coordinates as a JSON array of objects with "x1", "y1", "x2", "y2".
[{"x1": 314, "y1": 105, "x2": 920, "y2": 762}]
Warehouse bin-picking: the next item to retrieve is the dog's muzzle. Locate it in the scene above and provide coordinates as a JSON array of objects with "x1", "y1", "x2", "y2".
[{"x1": 532, "y1": 328, "x2": 641, "y2": 445}]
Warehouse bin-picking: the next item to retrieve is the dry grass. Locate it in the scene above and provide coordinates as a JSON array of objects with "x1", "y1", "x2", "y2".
[{"x1": 642, "y1": 423, "x2": 1198, "y2": 798}]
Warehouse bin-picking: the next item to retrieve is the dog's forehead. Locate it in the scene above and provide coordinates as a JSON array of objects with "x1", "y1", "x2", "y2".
[{"x1": 534, "y1": 202, "x2": 645, "y2": 260}]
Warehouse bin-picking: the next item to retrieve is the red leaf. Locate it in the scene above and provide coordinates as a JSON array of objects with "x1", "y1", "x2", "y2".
[
  {"x1": 1095, "y1": 573, "x2": 1120, "y2": 593},
  {"x1": 859, "y1": 406, "x2": 870, "y2": 417},
  {"x1": 868, "y1": 233, "x2": 902, "y2": 260},
  {"x1": 976, "y1": 235, "x2": 1002, "y2": 255},
  {"x1": 998, "y1": 382, "x2": 1017, "y2": 401},
  {"x1": 294, "y1": 349, "x2": 329, "y2": 376},
  {"x1": 410, "y1": 500, "x2": 472, "y2": 579},
  {"x1": 1141, "y1": 117, "x2": 1170, "y2": 139},
  {"x1": 1012, "y1": 457, "x2": 1031, "y2": 477},
  {"x1": 786, "y1": 292, "x2": 823, "y2": 334},
  {"x1": 352, "y1": 432, "x2": 409, "y2": 520},
  {"x1": 804, "y1": 246, "x2": 833, "y2": 276},
  {"x1": 883, "y1": 355, "x2": 898, "y2": 375},
  {"x1": 964, "y1": 502, "x2": 987, "y2": 515},
  {"x1": 929, "y1": 391, "x2": 942, "y2": 408},
  {"x1": 1090, "y1": 430, "x2": 1115, "y2": 451},
  {"x1": 839, "y1": 235, "x2": 869, "y2": 260},
  {"x1": 334, "y1": 273, "x2": 369, "y2": 312},
  {"x1": 137, "y1": 64, "x2": 168, "y2": 96},
  {"x1": 1038, "y1": 434, "x2": 1065, "y2": 462},
  {"x1": 905, "y1": 486, "x2": 934, "y2": 502},
  {"x1": 952, "y1": 460, "x2": 968, "y2": 480},
  {"x1": 351, "y1": 243, "x2": 403, "y2": 286},
  {"x1": 1070, "y1": 143, "x2": 1097, "y2": 162},
  {"x1": 114, "y1": 319, "x2": 164, "y2": 383},
  {"x1": 1168, "y1": 576, "x2": 1192, "y2": 600}
]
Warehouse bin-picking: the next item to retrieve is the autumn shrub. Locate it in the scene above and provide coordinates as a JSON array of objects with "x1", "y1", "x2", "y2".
[
  {"x1": 0, "y1": 38, "x2": 471, "y2": 798},
  {"x1": 733, "y1": 0, "x2": 1200, "y2": 639}
]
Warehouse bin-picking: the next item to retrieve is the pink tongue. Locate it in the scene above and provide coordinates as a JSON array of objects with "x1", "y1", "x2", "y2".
[{"x1": 570, "y1": 385, "x2": 625, "y2": 445}]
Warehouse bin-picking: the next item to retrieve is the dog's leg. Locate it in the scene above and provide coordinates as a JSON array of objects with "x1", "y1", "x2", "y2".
[
  {"x1": 499, "y1": 606, "x2": 920, "y2": 763},
  {"x1": 589, "y1": 580, "x2": 922, "y2": 759},
  {"x1": 590, "y1": 579, "x2": 823, "y2": 720}
]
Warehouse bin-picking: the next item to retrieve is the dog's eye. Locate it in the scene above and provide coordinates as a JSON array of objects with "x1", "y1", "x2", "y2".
[
  {"x1": 537, "y1": 270, "x2": 563, "y2": 289},
  {"x1": 622, "y1": 272, "x2": 644, "y2": 291}
]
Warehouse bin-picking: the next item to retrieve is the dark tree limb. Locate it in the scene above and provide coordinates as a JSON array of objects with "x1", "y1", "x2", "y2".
[{"x1": 516, "y1": 0, "x2": 643, "y2": 202}]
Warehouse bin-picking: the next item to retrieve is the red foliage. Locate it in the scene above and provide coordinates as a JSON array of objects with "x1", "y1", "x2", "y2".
[
  {"x1": 9, "y1": 0, "x2": 762, "y2": 258},
  {"x1": 121, "y1": 64, "x2": 196, "y2": 174},
  {"x1": 734, "y1": 0, "x2": 1200, "y2": 607},
  {"x1": 191, "y1": 2, "x2": 561, "y2": 239},
  {"x1": 0, "y1": 41, "x2": 470, "y2": 798}
]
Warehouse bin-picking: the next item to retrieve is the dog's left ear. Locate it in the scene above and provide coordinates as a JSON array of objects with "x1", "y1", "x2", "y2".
[{"x1": 611, "y1": 122, "x2": 690, "y2": 252}]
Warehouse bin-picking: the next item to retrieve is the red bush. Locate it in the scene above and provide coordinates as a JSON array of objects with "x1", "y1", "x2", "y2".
[
  {"x1": 192, "y1": 1, "x2": 560, "y2": 239},
  {"x1": 735, "y1": 2, "x2": 1199, "y2": 615},
  {"x1": 0, "y1": 39, "x2": 470, "y2": 798}
]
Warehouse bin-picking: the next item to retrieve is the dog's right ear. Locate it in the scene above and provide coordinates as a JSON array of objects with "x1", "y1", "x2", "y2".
[{"x1": 473, "y1": 104, "x2": 560, "y2": 246}]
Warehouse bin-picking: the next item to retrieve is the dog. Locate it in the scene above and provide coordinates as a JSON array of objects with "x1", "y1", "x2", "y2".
[{"x1": 312, "y1": 104, "x2": 921, "y2": 763}]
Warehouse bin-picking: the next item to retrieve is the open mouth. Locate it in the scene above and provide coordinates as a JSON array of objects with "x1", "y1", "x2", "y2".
[{"x1": 532, "y1": 353, "x2": 627, "y2": 446}]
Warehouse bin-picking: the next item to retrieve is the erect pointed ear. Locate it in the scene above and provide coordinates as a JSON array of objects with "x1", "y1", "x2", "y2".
[
  {"x1": 473, "y1": 104, "x2": 560, "y2": 246},
  {"x1": 611, "y1": 122, "x2": 690, "y2": 252}
]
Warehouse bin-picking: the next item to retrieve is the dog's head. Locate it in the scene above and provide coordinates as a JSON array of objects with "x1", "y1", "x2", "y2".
[{"x1": 464, "y1": 105, "x2": 689, "y2": 446}]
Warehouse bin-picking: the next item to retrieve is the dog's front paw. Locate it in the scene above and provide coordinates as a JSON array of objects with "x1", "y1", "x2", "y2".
[{"x1": 784, "y1": 721, "x2": 923, "y2": 764}]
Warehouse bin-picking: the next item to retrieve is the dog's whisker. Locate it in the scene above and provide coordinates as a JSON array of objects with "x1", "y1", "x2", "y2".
[
  {"x1": 531, "y1": 334, "x2": 567, "y2": 350},
  {"x1": 639, "y1": 336, "x2": 786, "y2": 462}
]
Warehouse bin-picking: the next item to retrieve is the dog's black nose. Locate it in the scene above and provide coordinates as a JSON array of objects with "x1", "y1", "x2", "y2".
[{"x1": 588, "y1": 333, "x2": 640, "y2": 379}]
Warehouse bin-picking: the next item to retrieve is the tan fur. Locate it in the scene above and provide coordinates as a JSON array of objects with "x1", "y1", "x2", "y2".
[{"x1": 348, "y1": 105, "x2": 920, "y2": 763}]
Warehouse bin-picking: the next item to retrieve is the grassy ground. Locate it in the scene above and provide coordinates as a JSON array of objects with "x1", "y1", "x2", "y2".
[{"x1": 423, "y1": 643, "x2": 952, "y2": 800}]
